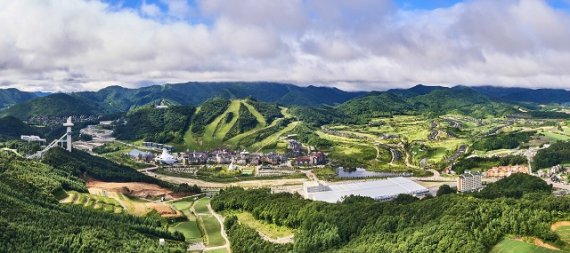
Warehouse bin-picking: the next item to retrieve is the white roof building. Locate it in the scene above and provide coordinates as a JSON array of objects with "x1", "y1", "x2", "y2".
[
  {"x1": 155, "y1": 148, "x2": 177, "y2": 164},
  {"x1": 305, "y1": 177, "x2": 429, "y2": 203}
]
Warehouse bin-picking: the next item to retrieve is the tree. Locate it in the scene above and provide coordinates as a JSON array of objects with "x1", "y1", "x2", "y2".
[{"x1": 437, "y1": 184, "x2": 456, "y2": 196}]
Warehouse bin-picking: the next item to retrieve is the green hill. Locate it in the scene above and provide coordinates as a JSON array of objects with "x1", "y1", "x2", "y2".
[
  {"x1": 113, "y1": 105, "x2": 194, "y2": 143},
  {"x1": 0, "y1": 151, "x2": 186, "y2": 252},
  {"x1": 212, "y1": 176, "x2": 567, "y2": 253},
  {"x1": 180, "y1": 99, "x2": 295, "y2": 151},
  {"x1": 0, "y1": 116, "x2": 38, "y2": 139},
  {"x1": 1, "y1": 93, "x2": 98, "y2": 120},
  {"x1": 338, "y1": 92, "x2": 414, "y2": 120},
  {"x1": 409, "y1": 86, "x2": 515, "y2": 117},
  {"x1": 0, "y1": 88, "x2": 38, "y2": 110}
]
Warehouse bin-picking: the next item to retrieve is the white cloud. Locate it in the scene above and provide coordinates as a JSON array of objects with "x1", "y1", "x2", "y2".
[
  {"x1": 160, "y1": 0, "x2": 192, "y2": 18},
  {"x1": 141, "y1": 0, "x2": 161, "y2": 17},
  {"x1": 1, "y1": 0, "x2": 570, "y2": 92}
]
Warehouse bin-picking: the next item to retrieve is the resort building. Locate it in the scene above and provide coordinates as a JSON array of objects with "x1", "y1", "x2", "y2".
[{"x1": 457, "y1": 171, "x2": 482, "y2": 193}]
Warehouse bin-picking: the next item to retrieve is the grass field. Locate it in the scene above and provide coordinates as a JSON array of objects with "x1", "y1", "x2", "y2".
[
  {"x1": 171, "y1": 199, "x2": 194, "y2": 211},
  {"x1": 194, "y1": 198, "x2": 211, "y2": 215},
  {"x1": 249, "y1": 121, "x2": 299, "y2": 151},
  {"x1": 554, "y1": 224, "x2": 570, "y2": 251},
  {"x1": 491, "y1": 238, "x2": 558, "y2": 253},
  {"x1": 200, "y1": 215, "x2": 225, "y2": 247},
  {"x1": 229, "y1": 211, "x2": 294, "y2": 239},
  {"x1": 171, "y1": 221, "x2": 202, "y2": 243}
]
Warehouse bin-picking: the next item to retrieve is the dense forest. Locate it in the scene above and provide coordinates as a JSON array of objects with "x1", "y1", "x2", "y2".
[
  {"x1": 113, "y1": 105, "x2": 194, "y2": 143},
  {"x1": 533, "y1": 141, "x2": 570, "y2": 169},
  {"x1": 42, "y1": 148, "x2": 201, "y2": 195},
  {"x1": 212, "y1": 174, "x2": 570, "y2": 253},
  {"x1": 1, "y1": 93, "x2": 98, "y2": 120},
  {"x1": 0, "y1": 151, "x2": 186, "y2": 252},
  {"x1": 290, "y1": 106, "x2": 356, "y2": 127},
  {"x1": 0, "y1": 116, "x2": 38, "y2": 140},
  {"x1": 225, "y1": 103, "x2": 259, "y2": 140},
  {"x1": 190, "y1": 98, "x2": 231, "y2": 134},
  {"x1": 248, "y1": 99, "x2": 283, "y2": 124},
  {"x1": 472, "y1": 131, "x2": 536, "y2": 151}
]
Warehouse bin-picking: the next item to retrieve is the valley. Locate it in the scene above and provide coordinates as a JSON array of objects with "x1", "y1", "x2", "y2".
[{"x1": 3, "y1": 83, "x2": 570, "y2": 253}]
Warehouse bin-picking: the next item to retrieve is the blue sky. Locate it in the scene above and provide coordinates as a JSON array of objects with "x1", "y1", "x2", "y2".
[
  {"x1": 107, "y1": 0, "x2": 570, "y2": 11},
  {"x1": 3, "y1": 0, "x2": 570, "y2": 92}
]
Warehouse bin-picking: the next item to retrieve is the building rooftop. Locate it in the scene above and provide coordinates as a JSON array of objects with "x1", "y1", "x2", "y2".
[{"x1": 306, "y1": 177, "x2": 428, "y2": 203}]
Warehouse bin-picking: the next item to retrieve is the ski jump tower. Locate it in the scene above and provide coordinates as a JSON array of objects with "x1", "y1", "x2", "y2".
[
  {"x1": 27, "y1": 116, "x2": 74, "y2": 159},
  {"x1": 63, "y1": 116, "x2": 74, "y2": 152}
]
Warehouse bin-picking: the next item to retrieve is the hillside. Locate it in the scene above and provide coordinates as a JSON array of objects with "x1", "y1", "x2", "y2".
[
  {"x1": 113, "y1": 105, "x2": 195, "y2": 143},
  {"x1": 0, "y1": 151, "x2": 186, "y2": 252},
  {"x1": 474, "y1": 86, "x2": 570, "y2": 104},
  {"x1": 0, "y1": 88, "x2": 38, "y2": 110},
  {"x1": 1, "y1": 93, "x2": 98, "y2": 120},
  {"x1": 213, "y1": 175, "x2": 570, "y2": 253},
  {"x1": 181, "y1": 98, "x2": 297, "y2": 151},
  {"x1": 0, "y1": 116, "x2": 39, "y2": 139},
  {"x1": 409, "y1": 86, "x2": 516, "y2": 117},
  {"x1": 338, "y1": 92, "x2": 414, "y2": 120}
]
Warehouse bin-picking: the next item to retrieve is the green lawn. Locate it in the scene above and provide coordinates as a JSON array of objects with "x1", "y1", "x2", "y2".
[
  {"x1": 200, "y1": 215, "x2": 225, "y2": 247},
  {"x1": 232, "y1": 211, "x2": 294, "y2": 239},
  {"x1": 491, "y1": 238, "x2": 558, "y2": 253},
  {"x1": 171, "y1": 199, "x2": 193, "y2": 211},
  {"x1": 554, "y1": 225, "x2": 570, "y2": 251},
  {"x1": 171, "y1": 221, "x2": 202, "y2": 243},
  {"x1": 213, "y1": 100, "x2": 243, "y2": 140},
  {"x1": 194, "y1": 198, "x2": 211, "y2": 215},
  {"x1": 249, "y1": 121, "x2": 299, "y2": 151}
]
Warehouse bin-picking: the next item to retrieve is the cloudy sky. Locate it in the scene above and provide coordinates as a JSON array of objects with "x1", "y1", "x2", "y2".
[{"x1": 1, "y1": 0, "x2": 570, "y2": 92}]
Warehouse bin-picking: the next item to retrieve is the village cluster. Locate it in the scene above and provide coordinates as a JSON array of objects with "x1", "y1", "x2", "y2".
[{"x1": 127, "y1": 140, "x2": 327, "y2": 177}]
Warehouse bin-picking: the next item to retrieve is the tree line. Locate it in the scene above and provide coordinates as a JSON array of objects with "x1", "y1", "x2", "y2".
[{"x1": 212, "y1": 174, "x2": 570, "y2": 253}]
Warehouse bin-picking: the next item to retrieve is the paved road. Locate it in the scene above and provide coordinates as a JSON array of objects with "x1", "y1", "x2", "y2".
[{"x1": 545, "y1": 179, "x2": 570, "y2": 191}]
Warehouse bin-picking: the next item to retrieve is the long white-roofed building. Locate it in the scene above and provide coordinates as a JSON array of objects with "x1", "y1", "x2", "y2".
[{"x1": 304, "y1": 177, "x2": 429, "y2": 203}]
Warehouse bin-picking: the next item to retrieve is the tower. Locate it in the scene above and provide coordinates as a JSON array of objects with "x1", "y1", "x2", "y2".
[{"x1": 63, "y1": 116, "x2": 74, "y2": 152}]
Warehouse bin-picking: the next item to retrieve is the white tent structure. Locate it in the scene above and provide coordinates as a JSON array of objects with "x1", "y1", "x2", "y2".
[
  {"x1": 305, "y1": 177, "x2": 429, "y2": 203},
  {"x1": 155, "y1": 148, "x2": 177, "y2": 164}
]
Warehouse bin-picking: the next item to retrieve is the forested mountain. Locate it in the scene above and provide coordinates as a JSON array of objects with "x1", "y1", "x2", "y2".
[
  {"x1": 1, "y1": 93, "x2": 98, "y2": 120},
  {"x1": 0, "y1": 116, "x2": 39, "y2": 139},
  {"x1": 325, "y1": 86, "x2": 517, "y2": 125},
  {"x1": 113, "y1": 105, "x2": 195, "y2": 143},
  {"x1": 337, "y1": 92, "x2": 415, "y2": 120},
  {"x1": 0, "y1": 82, "x2": 364, "y2": 119},
  {"x1": 73, "y1": 82, "x2": 366, "y2": 113},
  {"x1": 473, "y1": 86, "x2": 570, "y2": 104},
  {"x1": 181, "y1": 98, "x2": 292, "y2": 150},
  {"x1": 0, "y1": 151, "x2": 186, "y2": 252},
  {"x1": 0, "y1": 88, "x2": 38, "y2": 109},
  {"x1": 213, "y1": 174, "x2": 568, "y2": 253},
  {"x1": 387, "y1": 84, "x2": 447, "y2": 98},
  {"x1": 408, "y1": 86, "x2": 516, "y2": 117}
]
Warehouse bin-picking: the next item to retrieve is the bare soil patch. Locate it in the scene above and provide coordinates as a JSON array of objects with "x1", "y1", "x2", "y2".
[
  {"x1": 552, "y1": 221, "x2": 570, "y2": 231},
  {"x1": 87, "y1": 180, "x2": 173, "y2": 199}
]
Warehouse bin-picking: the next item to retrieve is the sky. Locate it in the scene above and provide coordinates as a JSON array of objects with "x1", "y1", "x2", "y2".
[{"x1": 1, "y1": 0, "x2": 570, "y2": 92}]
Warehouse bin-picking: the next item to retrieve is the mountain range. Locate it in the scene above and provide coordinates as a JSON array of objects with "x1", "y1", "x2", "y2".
[{"x1": 1, "y1": 82, "x2": 569, "y2": 120}]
